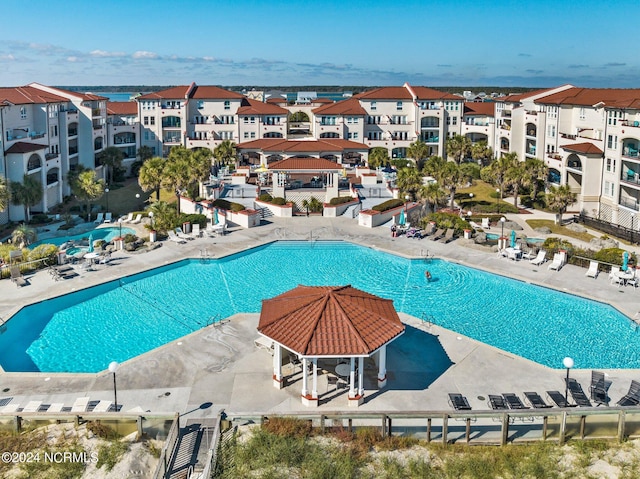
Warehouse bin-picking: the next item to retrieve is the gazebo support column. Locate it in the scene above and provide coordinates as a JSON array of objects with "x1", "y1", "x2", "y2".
[
  {"x1": 301, "y1": 357, "x2": 318, "y2": 407},
  {"x1": 348, "y1": 357, "x2": 364, "y2": 407},
  {"x1": 272, "y1": 344, "x2": 284, "y2": 389},
  {"x1": 377, "y1": 346, "x2": 387, "y2": 388}
]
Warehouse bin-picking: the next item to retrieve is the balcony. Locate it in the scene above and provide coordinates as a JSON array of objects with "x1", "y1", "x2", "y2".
[
  {"x1": 622, "y1": 168, "x2": 640, "y2": 186},
  {"x1": 68, "y1": 128, "x2": 78, "y2": 136},
  {"x1": 621, "y1": 120, "x2": 640, "y2": 128},
  {"x1": 567, "y1": 161, "x2": 582, "y2": 172},
  {"x1": 69, "y1": 147, "x2": 78, "y2": 155},
  {"x1": 45, "y1": 153, "x2": 59, "y2": 160},
  {"x1": 619, "y1": 196, "x2": 640, "y2": 211},
  {"x1": 623, "y1": 144, "x2": 639, "y2": 158},
  {"x1": 92, "y1": 108, "x2": 101, "y2": 117}
]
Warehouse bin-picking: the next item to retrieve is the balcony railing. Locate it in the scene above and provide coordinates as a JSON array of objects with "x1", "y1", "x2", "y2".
[
  {"x1": 621, "y1": 120, "x2": 640, "y2": 128},
  {"x1": 45, "y1": 153, "x2": 59, "y2": 160},
  {"x1": 68, "y1": 129, "x2": 78, "y2": 136},
  {"x1": 92, "y1": 108, "x2": 101, "y2": 117},
  {"x1": 622, "y1": 169, "x2": 640, "y2": 186},
  {"x1": 68, "y1": 147, "x2": 78, "y2": 155},
  {"x1": 619, "y1": 197, "x2": 640, "y2": 211},
  {"x1": 114, "y1": 136, "x2": 136, "y2": 145},
  {"x1": 567, "y1": 162, "x2": 582, "y2": 171}
]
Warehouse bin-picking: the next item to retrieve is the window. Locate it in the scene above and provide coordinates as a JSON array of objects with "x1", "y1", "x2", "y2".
[
  {"x1": 143, "y1": 116, "x2": 149, "y2": 126},
  {"x1": 396, "y1": 101, "x2": 403, "y2": 111},
  {"x1": 243, "y1": 132, "x2": 249, "y2": 139},
  {"x1": 50, "y1": 125, "x2": 58, "y2": 137},
  {"x1": 546, "y1": 106, "x2": 558, "y2": 119},
  {"x1": 547, "y1": 125, "x2": 556, "y2": 138},
  {"x1": 250, "y1": 132, "x2": 256, "y2": 139},
  {"x1": 224, "y1": 101, "x2": 230, "y2": 110},
  {"x1": 371, "y1": 101, "x2": 377, "y2": 111},
  {"x1": 452, "y1": 117, "x2": 457, "y2": 126},
  {"x1": 608, "y1": 110, "x2": 621, "y2": 125},
  {"x1": 368, "y1": 131, "x2": 382, "y2": 140},
  {"x1": 250, "y1": 117, "x2": 255, "y2": 124},
  {"x1": 197, "y1": 100, "x2": 204, "y2": 109},
  {"x1": 20, "y1": 107, "x2": 26, "y2": 119},
  {"x1": 243, "y1": 117, "x2": 249, "y2": 124},
  {"x1": 606, "y1": 158, "x2": 612, "y2": 172},
  {"x1": 321, "y1": 116, "x2": 336, "y2": 125},
  {"x1": 352, "y1": 132, "x2": 358, "y2": 139},
  {"x1": 579, "y1": 107, "x2": 586, "y2": 120},
  {"x1": 150, "y1": 117, "x2": 155, "y2": 126},
  {"x1": 607, "y1": 134, "x2": 617, "y2": 149},
  {"x1": 144, "y1": 131, "x2": 149, "y2": 140}
]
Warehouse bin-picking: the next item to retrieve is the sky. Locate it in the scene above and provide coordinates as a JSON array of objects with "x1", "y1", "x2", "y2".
[{"x1": 0, "y1": 0, "x2": 639, "y2": 89}]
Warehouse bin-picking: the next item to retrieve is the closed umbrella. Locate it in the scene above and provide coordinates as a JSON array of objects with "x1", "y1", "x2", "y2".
[
  {"x1": 398, "y1": 209, "x2": 406, "y2": 226},
  {"x1": 213, "y1": 208, "x2": 219, "y2": 225},
  {"x1": 88, "y1": 233, "x2": 94, "y2": 253},
  {"x1": 510, "y1": 230, "x2": 516, "y2": 248},
  {"x1": 622, "y1": 251, "x2": 629, "y2": 271}
]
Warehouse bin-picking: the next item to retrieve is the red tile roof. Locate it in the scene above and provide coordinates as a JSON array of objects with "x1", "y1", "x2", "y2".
[
  {"x1": 463, "y1": 102, "x2": 495, "y2": 116},
  {"x1": 5, "y1": 141, "x2": 47, "y2": 154},
  {"x1": 354, "y1": 85, "x2": 458, "y2": 101},
  {"x1": 236, "y1": 138, "x2": 368, "y2": 152},
  {"x1": 536, "y1": 87, "x2": 640, "y2": 109},
  {"x1": 237, "y1": 98, "x2": 288, "y2": 115},
  {"x1": 137, "y1": 86, "x2": 190, "y2": 100},
  {"x1": 268, "y1": 157, "x2": 343, "y2": 170},
  {"x1": 190, "y1": 85, "x2": 244, "y2": 99},
  {"x1": 107, "y1": 101, "x2": 138, "y2": 116},
  {"x1": 561, "y1": 142, "x2": 604, "y2": 155},
  {"x1": 0, "y1": 86, "x2": 69, "y2": 105},
  {"x1": 313, "y1": 98, "x2": 367, "y2": 116},
  {"x1": 258, "y1": 285, "x2": 405, "y2": 356},
  {"x1": 498, "y1": 87, "x2": 560, "y2": 103}
]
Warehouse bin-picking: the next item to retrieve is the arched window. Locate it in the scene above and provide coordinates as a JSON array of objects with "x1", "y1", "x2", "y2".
[
  {"x1": 320, "y1": 132, "x2": 340, "y2": 139},
  {"x1": 27, "y1": 154, "x2": 42, "y2": 171},
  {"x1": 94, "y1": 137, "x2": 103, "y2": 150}
]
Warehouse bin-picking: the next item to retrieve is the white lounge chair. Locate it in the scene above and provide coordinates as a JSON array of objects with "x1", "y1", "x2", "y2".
[
  {"x1": 548, "y1": 252, "x2": 565, "y2": 271},
  {"x1": 175, "y1": 227, "x2": 193, "y2": 240},
  {"x1": 71, "y1": 396, "x2": 90, "y2": 412},
  {"x1": 481, "y1": 217, "x2": 490, "y2": 229},
  {"x1": 609, "y1": 266, "x2": 620, "y2": 281},
  {"x1": 120, "y1": 212, "x2": 134, "y2": 223},
  {"x1": 103, "y1": 212, "x2": 113, "y2": 223},
  {"x1": 529, "y1": 250, "x2": 547, "y2": 265},
  {"x1": 586, "y1": 261, "x2": 599, "y2": 278},
  {"x1": 168, "y1": 230, "x2": 186, "y2": 244},
  {"x1": 130, "y1": 213, "x2": 142, "y2": 224},
  {"x1": 0, "y1": 403, "x2": 20, "y2": 413},
  {"x1": 191, "y1": 223, "x2": 201, "y2": 238},
  {"x1": 22, "y1": 400, "x2": 42, "y2": 412},
  {"x1": 48, "y1": 403, "x2": 64, "y2": 412},
  {"x1": 94, "y1": 213, "x2": 104, "y2": 224},
  {"x1": 92, "y1": 400, "x2": 113, "y2": 413}
]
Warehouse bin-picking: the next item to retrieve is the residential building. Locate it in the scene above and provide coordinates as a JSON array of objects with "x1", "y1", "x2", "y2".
[{"x1": 106, "y1": 101, "x2": 140, "y2": 176}]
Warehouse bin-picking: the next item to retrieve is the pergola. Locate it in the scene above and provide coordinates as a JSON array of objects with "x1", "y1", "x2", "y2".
[{"x1": 257, "y1": 285, "x2": 405, "y2": 407}]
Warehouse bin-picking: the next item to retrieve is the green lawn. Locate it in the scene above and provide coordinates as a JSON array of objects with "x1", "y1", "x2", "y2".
[
  {"x1": 526, "y1": 219, "x2": 596, "y2": 243},
  {"x1": 457, "y1": 181, "x2": 512, "y2": 213}
]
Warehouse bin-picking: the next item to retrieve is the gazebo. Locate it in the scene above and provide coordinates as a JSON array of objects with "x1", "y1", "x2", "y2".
[{"x1": 257, "y1": 285, "x2": 405, "y2": 407}]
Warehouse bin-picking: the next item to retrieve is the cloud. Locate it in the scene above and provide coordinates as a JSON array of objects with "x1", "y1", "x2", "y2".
[
  {"x1": 90, "y1": 50, "x2": 126, "y2": 58},
  {"x1": 525, "y1": 69, "x2": 544, "y2": 74},
  {"x1": 604, "y1": 62, "x2": 625, "y2": 67},
  {"x1": 132, "y1": 51, "x2": 158, "y2": 59},
  {"x1": 568, "y1": 64, "x2": 589, "y2": 69},
  {"x1": 437, "y1": 64, "x2": 452, "y2": 68},
  {"x1": 0, "y1": 54, "x2": 16, "y2": 61},
  {"x1": 66, "y1": 56, "x2": 82, "y2": 63},
  {"x1": 518, "y1": 53, "x2": 532, "y2": 57}
]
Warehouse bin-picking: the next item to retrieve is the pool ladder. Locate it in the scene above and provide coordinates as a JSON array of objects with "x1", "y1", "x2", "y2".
[
  {"x1": 421, "y1": 312, "x2": 435, "y2": 328},
  {"x1": 200, "y1": 248, "x2": 211, "y2": 262},
  {"x1": 420, "y1": 249, "x2": 434, "y2": 262}
]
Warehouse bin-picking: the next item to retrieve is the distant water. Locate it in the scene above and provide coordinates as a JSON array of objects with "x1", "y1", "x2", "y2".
[{"x1": 101, "y1": 92, "x2": 135, "y2": 102}]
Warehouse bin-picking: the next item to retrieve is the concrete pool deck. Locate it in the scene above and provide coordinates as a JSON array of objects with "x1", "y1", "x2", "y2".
[{"x1": 1, "y1": 213, "x2": 640, "y2": 420}]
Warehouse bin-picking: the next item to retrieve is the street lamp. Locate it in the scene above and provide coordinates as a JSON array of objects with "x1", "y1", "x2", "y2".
[
  {"x1": 500, "y1": 216, "x2": 506, "y2": 249},
  {"x1": 149, "y1": 211, "x2": 154, "y2": 230},
  {"x1": 632, "y1": 214, "x2": 636, "y2": 245},
  {"x1": 405, "y1": 194, "x2": 410, "y2": 212},
  {"x1": 496, "y1": 188, "x2": 500, "y2": 213},
  {"x1": 108, "y1": 361, "x2": 119, "y2": 412},
  {"x1": 105, "y1": 187, "x2": 110, "y2": 213},
  {"x1": 563, "y1": 357, "x2": 574, "y2": 406}
]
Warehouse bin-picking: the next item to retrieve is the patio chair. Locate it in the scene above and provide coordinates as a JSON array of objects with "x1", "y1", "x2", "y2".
[
  {"x1": 10, "y1": 265, "x2": 28, "y2": 287},
  {"x1": 529, "y1": 250, "x2": 547, "y2": 265},
  {"x1": 448, "y1": 393, "x2": 472, "y2": 411},
  {"x1": 502, "y1": 393, "x2": 529, "y2": 409},
  {"x1": 481, "y1": 217, "x2": 490, "y2": 229},
  {"x1": 92, "y1": 400, "x2": 113, "y2": 413},
  {"x1": 103, "y1": 212, "x2": 112, "y2": 223},
  {"x1": 439, "y1": 228, "x2": 456, "y2": 244},
  {"x1": 175, "y1": 227, "x2": 193, "y2": 241},
  {"x1": 617, "y1": 380, "x2": 640, "y2": 406},
  {"x1": 130, "y1": 213, "x2": 142, "y2": 224},
  {"x1": 71, "y1": 396, "x2": 90, "y2": 412},
  {"x1": 547, "y1": 252, "x2": 564, "y2": 271},
  {"x1": 429, "y1": 228, "x2": 445, "y2": 241},
  {"x1": 546, "y1": 390, "x2": 574, "y2": 408},
  {"x1": 94, "y1": 213, "x2": 104, "y2": 224},
  {"x1": 120, "y1": 212, "x2": 134, "y2": 223},
  {"x1": 191, "y1": 223, "x2": 202, "y2": 238},
  {"x1": 585, "y1": 261, "x2": 599, "y2": 278},
  {"x1": 565, "y1": 378, "x2": 592, "y2": 407},
  {"x1": 168, "y1": 230, "x2": 186, "y2": 244},
  {"x1": 488, "y1": 394, "x2": 509, "y2": 410},
  {"x1": 589, "y1": 370, "x2": 611, "y2": 406},
  {"x1": 608, "y1": 266, "x2": 620, "y2": 281},
  {"x1": 22, "y1": 401, "x2": 43, "y2": 413},
  {"x1": 523, "y1": 391, "x2": 552, "y2": 408}
]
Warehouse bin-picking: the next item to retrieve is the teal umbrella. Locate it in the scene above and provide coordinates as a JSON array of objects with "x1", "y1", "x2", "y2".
[
  {"x1": 88, "y1": 234, "x2": 94, "y2": 253},
  {"x1": 622, "y1": 251, "x2": 629, "y2": 271},
  {"x1": 510, "y1": 230, "x2": 516, "y2": 248},
  {"x1": 398, "y1": 209, "x2": 406, "y2": 226},
  {"x1": 213, "y1": 208, "x2": 219, "y2": 225}
]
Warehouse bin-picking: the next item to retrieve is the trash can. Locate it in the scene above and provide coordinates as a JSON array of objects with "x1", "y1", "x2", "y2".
[
  {"x1": 149, "y1": 230, "x2": 157, "y2": 243},
  {"x1": 114, "y1": 237, "x2": 124, "y2": 251},
  {"x1": 464, "y1": 229, "x2": 472, "y2": 240},
  {"x1": 182, "y1": 222, "x2": 192, "y2": 234},
  {"x1": 57, "y1": 251, "x2": 67, "y2": 265}
]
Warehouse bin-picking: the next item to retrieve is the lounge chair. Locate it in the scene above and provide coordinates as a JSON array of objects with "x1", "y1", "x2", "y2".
[
  {"x1": 429, "y1": 228, "x2": 445, "y2": 241},
  {"x1": 481, "y1": 217, "x2": 490, "y2": 229},
  {"x1": 547, "y1": 390, "x2": 574, "y2": 408},
  {"x1": 0, "y1": 403, "x2": 20, "y2": 413},
  {"x1": 48, "y1": 403, "x2": 64, "y2": 412},
  {"x1": 523, "y1": 391, "x2": 552, "y2": 408},
  {"x1": 565, "y1": 378, "x2": 592, "y2": 407},
  {"x1": 589, "y1": 370, "x2": 611, "y2": 406},
  {"x1": 98, "y1": 253, "x2": 112, "y2": 266},
  {"x1": 120, "y1": 212, "x2": 134, "y2": 223},
  {"x1": 71, "y1": 396, "x2": 90, "y2": 412},
  {"x1": 530, "y1": 249, "x2": 547, "y2": 266},
  {"x1": 92, "y1": 400, "x2": 113, "y2": 413},
  {"x1": 502, "y1": 393, "x2": 529, "y2": 409},
  {"x1": 0, "y1": 397, "x2": 12, "y2": 407},
  {"x1": 22, "y1": 400, "x2": 42, "y2": 412},
  {"x1": 488, "y1": 394, "x2": 509, "y2": 410},
  {"x1": 94, "y1": 212, "x2": 104, "y2": 224},
  {"x1": 103, "y1": 212, "x2": 112, "y2": 223},
  {"x1": 167, "y1": 230, "x2": 186, "y2": 244},
  {"x1": 191, "y1": 223, "x2": 202, "y2": 238},
  {"x1": 586, "y1": 261, "x2": 599, "y2": 278},
  {"x1": 10, "y1": 265, "x2": 28, "y2": 287},
  {"x1": 175, "y1": 227, "x2": 193, "y2": 240},
  {"x1": 617, "y1": 380, "x2": 640, "y2": 406},
  {"x1": 439, "y1": 228, "x2": 456, "y2": 244},
  {"x1": 130, "y1": 213, "x2": 142, "y2": 224},
  {"x1": 547, "y1": 252, "x2": 565, "y2": 271},
  {"x1": 609, "y1": 266, "x2": 620, "y2": 281},
  {"x1": 420, "y1": 224, "x2": 437, "y2": 237},
  {"x1": 448, "y1": 393, "x2": 472, "y2": 411}
]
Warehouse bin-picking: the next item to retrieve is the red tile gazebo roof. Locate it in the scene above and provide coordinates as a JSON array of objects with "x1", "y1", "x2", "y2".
[{"x1": 258, "y1": 285, "x2": 405, "y2": 356}]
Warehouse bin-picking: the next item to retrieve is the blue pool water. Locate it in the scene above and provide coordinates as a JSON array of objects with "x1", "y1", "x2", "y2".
[
  {"x1": 1, "y1": 241, "x2": 638, "y2": 373},
  {"x1": 30, "y1": 226, "x2": 136, "y2": 249}
]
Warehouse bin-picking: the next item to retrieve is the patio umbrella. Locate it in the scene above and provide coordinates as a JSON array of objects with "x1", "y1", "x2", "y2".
[
  {"x1": 622, "y1": 251, "x2": 629, "y2": 271},
  {"x1": 510, "y1": 230, "x2": 516, "y2": 248},
  {"x1": 398, "y1": 209, "x2": 406, "y2": 226},
  {"x1": 213, "y1": 208, "x2": 219, "y2": 225},
  {"x1": 255, "y1": 165, "x2": 269, "y2": 173},
  {"x1": 87, "y1": 234, "x2": 94, "y2": 253}
]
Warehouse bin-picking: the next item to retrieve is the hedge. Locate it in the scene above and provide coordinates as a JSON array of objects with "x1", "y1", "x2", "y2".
[
  {"x1": 372, "y1": 198, "x2": 404, "y2": 212},
  {"x1": 328, "y1": 196, "x2": 356, "y2": 205},
  {"x1": 211, "y1": 199, "x2": 246, "y2": 212}
]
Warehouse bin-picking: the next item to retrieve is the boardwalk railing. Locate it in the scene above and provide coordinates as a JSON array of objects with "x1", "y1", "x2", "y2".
[{"x1": 229, "y1": 406, "x2": 640, "y2": 446}]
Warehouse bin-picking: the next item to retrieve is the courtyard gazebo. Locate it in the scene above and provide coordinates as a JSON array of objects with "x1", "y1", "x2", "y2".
[{"x1": 257, "y1": 285, "x2": 405, "y2": 407}]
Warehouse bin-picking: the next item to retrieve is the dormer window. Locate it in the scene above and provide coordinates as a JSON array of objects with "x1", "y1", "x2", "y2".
[{"x1": 20, "y1": 107, "x2": 27, "y2": 119}]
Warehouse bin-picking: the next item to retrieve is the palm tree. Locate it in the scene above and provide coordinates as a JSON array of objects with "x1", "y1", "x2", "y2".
[
  {"x1": 97, "y1": 146, "x2": 124, "y2": 185},
  {"x1": 213, "y1": 140, "x2": 237, "y2": 167},
  {"x1": 148, "y1": 201, "x2": 178, "y2": 234},
  {"x1": 162, "y1": 147, "x2": 193, "y2": 214},
  {"x1": 138, "y1": 156, "x2": 167, "y2": 201},
  {"x1": 504, "y1": 161, "x2": 530, "y2": 208},
  {"x1": 189, "y1": 148, "x2": 214, "y2": 198},
  {"x1": 470, "y1": 141, "x2": 494, "y2": 166},
  {"x1": 422, "y1": 156, "x2": 446, "y2": 177},
  {"x1": 487, "y1": 152, "x2": 518, "y2": 205},
  {"x1": 0, "y1": 176, "x2": 11, "y2": 213},
  {"x1": 547, "y1": 184, "x2": 577, "y2": 225},
  {"x1": 445, "y1": 134, "x2": 472, "y2": 164},
  {"x1": 420, "y1": 181, "x2": 447, "y2": 213},
  {"x1": 302, "y1": 197, "x2": 323, "y2": 214},
  {"x1": 406, "y1": 140, "x2": 430, "y2": 169},
  {"x1": 68, "y1": 167, "x2": 105, "y2": 222},
  {"x1": 137, "y1": 145, "x2": 154, "y2": 163},
  {"x1": 396, "y1": 167, "x2": 423, "y2": 201},
  {"x1": 10, "y1": 174, "x2": 43, "y2": 222},
  {"x1": 367, "y1": 147, "x2": 389, "y2": 169},
  {"x1": 523, "y1": 158, "x2": 548, "y2": 203},
  {"x1": 436, "y1": 161, "x2": 465, "y2": 211},
  {"x1": 11, "y1": 224, "x2": 37, "y2": 248}
]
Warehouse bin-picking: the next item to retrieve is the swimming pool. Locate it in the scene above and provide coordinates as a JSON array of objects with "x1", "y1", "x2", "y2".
[
  {"x1": 30, "y1": 226, "x2": 136, "y2": 250},
  {"x1": 1, "y1": 241, "x2": 638, "y2": 373}
]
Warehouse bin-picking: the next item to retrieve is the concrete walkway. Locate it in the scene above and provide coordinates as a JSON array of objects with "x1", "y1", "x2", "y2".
[{"x1": 0, "y1": 212, "x2": 639, "y2": 421}]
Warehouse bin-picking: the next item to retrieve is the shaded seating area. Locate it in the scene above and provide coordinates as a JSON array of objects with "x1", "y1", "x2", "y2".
[
  {"x1": 617, "y1": 380, "x2": 640, "y2": 406},
  {"x1": 566, "y1": 378, "x2": 592, "y2": 407},
  {"x1": 448, "y1": 393, "x2": 472, "y2": 411}
]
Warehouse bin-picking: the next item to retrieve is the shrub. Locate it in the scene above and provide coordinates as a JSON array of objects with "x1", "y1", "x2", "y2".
[
  {"x1": 28, "y1": 244, "x2": 58, "y2": 264},
  {"x1": 329, "y1": 196, "x2": 356, "y2": 205},
  {"x1": 263, "y1": 417, "x2": 313, "y2": 438},
  {"x1": 211, "y1": 198, "x2": 245, "y2": 212},
  {"x1": 97, "y1": 441, "x2": 129, "y2": 471},
  {"x1": 473, "y1": 202, "x2": 519, "y2": 214},
  {"x1": 29, "y1": 214, "x2": 51, "y2": 225},
  {"x1": 270, "y1": 197, "x2": 287, "y2": 206},
  {"x1": 421, "y1": 212, "x2": 471, "y2": 234},
  {"x1": 594, "y1": 248, "x2": 637, "y2": 266},
  {"x1": 372, "y1": 198, "x2": 404, "y2": 212},
  {"x1": 178, "y1": 213, "x2": 208, "y2": 228},
  {"x1": 87, "y1": 421, "x2": 121, "y2": 440},
  {"x1": 541, "y1": 237, "x2": 575, "y2": 255},
  {"x1": 123, "y1": 233, "x2": 138, "y2": 244},
  {"x1": 258, "y1": 193, "x2": 273, "y2": 202}
]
